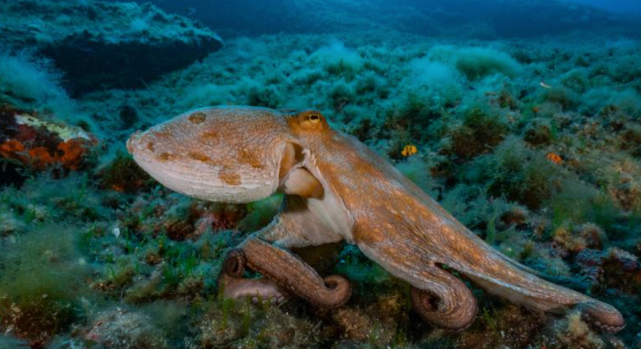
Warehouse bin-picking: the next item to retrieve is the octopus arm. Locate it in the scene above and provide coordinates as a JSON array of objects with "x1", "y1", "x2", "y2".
[
  {"x1": 409, "y1": 216, "x2": 625, "y2": 333},
  {"x1": 220, "y1": 197, "x2": 350, "y2": 308},
  {"x1": 357, "y1": 240, "x2": 477, "y2": 330}
]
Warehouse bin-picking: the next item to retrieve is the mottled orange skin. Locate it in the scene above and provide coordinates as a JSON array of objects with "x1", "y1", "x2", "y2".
[
  {"x1": 291, "y1": 111, "x2": 627, "y2": 331},
  {"x1": 129, "y1": 106, "x2": 624, "y2": 333}
]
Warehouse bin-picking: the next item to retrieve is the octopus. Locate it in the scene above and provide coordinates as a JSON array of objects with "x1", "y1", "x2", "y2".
[{"x1": 127, "y1": 106, "x2": 625, "y2": 333}]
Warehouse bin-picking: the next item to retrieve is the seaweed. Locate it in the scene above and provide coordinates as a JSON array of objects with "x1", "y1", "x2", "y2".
[
  {"x1": 99, "y1": 151, "x2": 154, "y2": 194},
  {"x1": 0, "y1": 224, "x2": 94, "y2": 346},
  {"x1": 445, "y1": 106, "x2": 508, "y2": 161}
]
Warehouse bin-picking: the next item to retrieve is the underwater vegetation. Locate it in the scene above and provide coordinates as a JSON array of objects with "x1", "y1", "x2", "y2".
[{"x1": 1, "y1": 0, "x2": 641, "y2": 348}]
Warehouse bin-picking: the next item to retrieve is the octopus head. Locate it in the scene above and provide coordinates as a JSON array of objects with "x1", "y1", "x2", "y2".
[{"x1": 127, "y1": 106, "x2": 302, "y2": 203}]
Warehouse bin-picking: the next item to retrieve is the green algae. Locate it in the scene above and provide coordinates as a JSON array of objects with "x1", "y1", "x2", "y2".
[{"x1": 0, "y1": 224, "x2": 94, "y2": 346}]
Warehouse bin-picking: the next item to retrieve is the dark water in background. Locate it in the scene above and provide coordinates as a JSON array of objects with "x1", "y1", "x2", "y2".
[
  {"x1": 114, "y1": 0, "x2": 641, "y2": 38},
  {"x1": 562, "y1": 0, "x2": 641, "y2": 13}
]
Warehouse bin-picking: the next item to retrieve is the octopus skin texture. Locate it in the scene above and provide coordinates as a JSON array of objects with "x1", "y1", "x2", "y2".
[{"x1": 128, "y1": 106, "x2": 625, "y2": 333}]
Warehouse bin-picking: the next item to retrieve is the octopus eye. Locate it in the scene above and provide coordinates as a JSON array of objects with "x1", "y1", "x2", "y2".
[
  {"x1": 308, "y1": 113, "x2": 321, "y2": 123},
  {"x1": 297, "y1": 111, "x2": 325, "y2": 131}
]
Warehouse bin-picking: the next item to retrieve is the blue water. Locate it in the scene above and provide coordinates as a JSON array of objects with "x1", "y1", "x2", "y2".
[{"x1": 563, "y1": 0, "x2": 641, "y2": 13}]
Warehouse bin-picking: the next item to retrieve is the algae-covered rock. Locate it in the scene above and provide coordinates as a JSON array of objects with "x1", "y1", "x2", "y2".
[
  {"x1": 193, "y1": 301, "x2": 320, "y2": 349},
  {"x1": 0, "y1": 105, "x2": 97, "y2": 184},
  {"x1": 85, "y1": 308, "x2": 168, "y2": 349},
  {"x1": 0, "y1": 225, "x2": 93, "y2": 347},
  {"x1": 99, "y1": 152, "x2": 153, "y2": 193},
  {"x1": 0, "y1": 0, "x2": 223, "y2": 96}
]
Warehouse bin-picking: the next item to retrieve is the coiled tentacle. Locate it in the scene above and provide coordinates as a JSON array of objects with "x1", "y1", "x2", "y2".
[
  {"x1": 241, "y1": 238, "x2": 351, "y2": 308},
  {"x1": 409, "y1": 267, "x2": 477, "y2": 330},
  {"x1": 222, "y1": 248, "x2": 246, "y2": 278},
  {"x1": 358, "y1": 241, "x2": 478, "y2": 330},
  {"x1": 221, "y1": 238, "x2": 351, "y2": 308}
]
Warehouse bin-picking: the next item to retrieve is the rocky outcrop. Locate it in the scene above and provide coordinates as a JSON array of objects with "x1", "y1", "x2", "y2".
[{"x1": 0, "y1": 0, "x2": 223, "y2": 96}]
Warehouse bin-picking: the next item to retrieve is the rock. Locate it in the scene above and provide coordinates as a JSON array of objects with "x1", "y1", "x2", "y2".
[
  {"x1": 552, "y1": 223, "x2": 608, "y2": 254},
  {"x1": 524, "y1": 122, "x2": 552, "y2": 146},
  {"x1": 332, "y1": 308, "x2": 372, "y2": 341},
  {"x1": 0, "y1": 0, "x2": 223, "y2": 96},
  {"x1": 575, "y1": 247, "x2": 640, "y2": 291},
  {"x1": 0, "y1": 105, "x2": 97, "y2": 183},
  {"x1": 84, "y1": 309, "x2": 168, "y2": 349}
]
